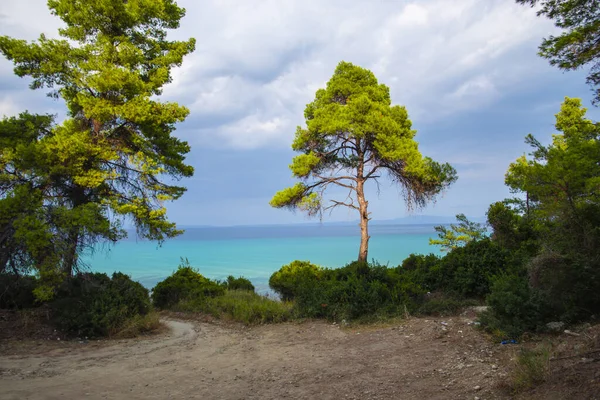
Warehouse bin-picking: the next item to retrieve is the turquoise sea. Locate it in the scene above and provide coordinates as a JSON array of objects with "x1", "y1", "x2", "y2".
[{"x1": 83, "y1": 223, "x2": 441, "y2": 293}]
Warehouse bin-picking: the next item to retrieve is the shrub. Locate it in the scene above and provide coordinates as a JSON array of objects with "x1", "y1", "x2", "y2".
[
  {"x1": 417, "y1": 293, "x2": 480, "y2": 316},
  {"x1": 505, "y1": 346, "x2": 551, "y2": 393},
  {"x1": 177, "y1": 290, "x2": 292, "y2": 325},
  {"x1": 113, "y1": 311, "x2": 162, "y2": 338},
  {"x1": 436, "y1": 238, "x2": 520, "y2": 298},
  {"x1": 269, "y1": 260, "x2": 323, "y2": 301},
  {"x1": 272, "y1": 260, "x2": 425, "y2": 321},
  {"x1": 0, "y1": 273, "x2": 37, "y2": 309},
  {"x1": 479, "y1": 273, "x2": 546, "y2": 339},
  {"x1": 51, "y1": 272, "x2": 152, "y2": 337},
  {"x1": 528, "y1": 250, "x2": 600, "y2": 324},
  {"x1": 152, "y1": 264, "x2": 224, "y2": 309},
  {"x1": 223, "y1": 275, "x2": 255, "y2": 292},
  {"x1": 397, "y1": 253, "x2": 440, "y2": 292},
  {"x1": 397, "y1": 239, "x2": 526, "y2": 300}
]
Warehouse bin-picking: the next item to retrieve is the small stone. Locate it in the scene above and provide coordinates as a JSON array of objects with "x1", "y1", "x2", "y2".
[
  {"x1": 474, "y1": 385, "x2": 482, "y2": 391},
  {"x1": 491, "y1": 364, "x2": 498, "y2": 370}
]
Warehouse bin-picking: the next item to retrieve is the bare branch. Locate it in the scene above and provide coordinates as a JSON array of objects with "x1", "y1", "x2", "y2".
[{"x1": 324, "y1": 199, "x2": 360, "y2": 212}]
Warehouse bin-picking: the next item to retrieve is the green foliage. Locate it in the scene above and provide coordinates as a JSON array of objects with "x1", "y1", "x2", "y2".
[
  {"x1": 0, "y1": 274, "x2": 38, "y2": 309},
  {"x1": 0, "y1": 0, "x2": 195, "y2": 292},
  {"x1": 417, "y1": 294, "x2": 480, "y2": 317},
  {"x1": 51, "y1": 272, "x2": 152, "y2": 337},
  {"x1": 479, "y1": 273, "x2": 546, "y2": 339},
  {"x1": 429, "y1": 213, "x2": 487, "y2": 252},
  {"x1": 506, "y1": 345, "x2": 551, "y2": 393},
  {"x1": 270, "y1": 260, "x2": 425, "y2": 321},
  {"x1": 400, "y1": 239, "x2": 523, "y2": 299},
  {"x1": 113, "y1": 311, "x2": 162, "y2": 338},
  {"x1": 507, "y1": 99, "x2": 600, "y2": 226},
  {"x1": 269, "y1": 260, "x2": 324, "y2": 301},
  {"x1": 517, "y1": 0, "x2": 600, "y2": 104},
  {"x1": 177, "y1": 290, "x2": 292, "y2": 325},
  {"x1": 486, "y1": 200, "x2": 539, "y2": 253},
  {"x1": 485, "y1": 98, "x2": 600, "y2": 335},
  {"x1": 152, "y1": 261, "x2": 224, "y2": 309},
  {"x1": 223, "y1": 276, "x2": 255, "y2": 292},
  {"x1": 528, "y1": 250, "x2": 600, "y2": 323},
  {"x1": 437, "y1": 239, "x2": 523, "y2": 298},
  {"x1": 271, "y1": 61, "x2": 456, "y2": 261}
]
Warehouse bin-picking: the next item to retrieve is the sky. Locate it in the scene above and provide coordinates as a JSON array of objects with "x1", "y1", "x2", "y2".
[{"x1": 1, "y1": 0, "x2": 599, "y2": 227}]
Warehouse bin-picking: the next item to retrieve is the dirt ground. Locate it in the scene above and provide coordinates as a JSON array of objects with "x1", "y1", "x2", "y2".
[{"x1": 0, "y1": 312, "x2": 519, "y2": 400}]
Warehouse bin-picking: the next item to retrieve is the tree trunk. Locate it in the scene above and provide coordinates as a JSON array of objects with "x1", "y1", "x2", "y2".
[
  {"x1": 63, "y1": 229, "x2": 79, "y2": 277},
  {"x1": 356, "y1": 178, "x2": 370, "y2": 262},
  {"x1": 63, "y1": 185, "x2": 85, "y2": 277}
]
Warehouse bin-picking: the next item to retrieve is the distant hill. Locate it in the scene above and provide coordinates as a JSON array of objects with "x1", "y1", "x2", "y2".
[
  {"x1": 175, "y1": 215, "x2": 486, "y2": 229},
  {"x1": 371, "y1": 215, "x2": 487, "y2": 225}
]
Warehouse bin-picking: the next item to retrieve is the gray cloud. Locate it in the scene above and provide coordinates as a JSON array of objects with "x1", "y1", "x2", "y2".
[
  {"x1": 1, "y1": 0, "x2": 558, "y2": 150},
  {"x1": 3, "y1": 0, "x2": 594, "y2": 225}
]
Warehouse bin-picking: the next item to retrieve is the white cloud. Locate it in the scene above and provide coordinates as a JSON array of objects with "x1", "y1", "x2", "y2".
[
  {"x1": 0, "y1": 97, "x2": 18, "y2": 117},
  {"x1": 394, "y1": 4, "x2": 429, "y2": 27},
  {"x1": 0, "y1": 0, "x2": 558, "y2": 149},
  {"x1": 203, "y1": 114, "x2": 291, "y2": 149}
]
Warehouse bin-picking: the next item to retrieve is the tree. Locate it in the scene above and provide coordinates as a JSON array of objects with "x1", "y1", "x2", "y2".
[
  {"x1": 506, "y1": 97, "x2": 600, "y2": 254},
  {"x1": 504, "y1": 97, "x2": 600, "y2": 321},
  {"x1": 517, "y1": 0, "x2": 600, "y2": 104},
  {"x1": 270, "y1": 62, "x2": 457, "y2": 262},
  {"x1": 0, "y1": 0, "x2": 195, "y2": 288},
  {"x1": 429, "y1": 214, "x2": 487, "y2": 252},
  {"x1": 0, "y1": 112, "x2": 126, "y2": 298}
]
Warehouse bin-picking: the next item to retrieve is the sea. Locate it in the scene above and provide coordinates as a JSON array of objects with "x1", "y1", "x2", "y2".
[{"x1": 83, "y1": 223, "x2": 441, "y2": 294}]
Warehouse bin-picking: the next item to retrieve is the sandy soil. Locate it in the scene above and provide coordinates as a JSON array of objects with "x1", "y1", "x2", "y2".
[{"x1": 0, "y1": 313, "x2": 516, "y2": 400}]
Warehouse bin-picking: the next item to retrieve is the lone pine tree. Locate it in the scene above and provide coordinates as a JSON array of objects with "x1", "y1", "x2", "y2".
[{"x1": 270, "y1": 62, "x2": 457, "y2": 262}]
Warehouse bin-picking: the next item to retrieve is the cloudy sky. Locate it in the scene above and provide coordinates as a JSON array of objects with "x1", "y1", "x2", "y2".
[{"x1": 1, "y1": 0, "x2": 599, "y2": 226}]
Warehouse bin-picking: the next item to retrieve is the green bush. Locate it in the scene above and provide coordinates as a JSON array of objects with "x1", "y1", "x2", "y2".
[
  {"x1": 417, "y1": 293, "x2": 480, "y2": 316},
  {"x1": 0, "y1": 273, "x2": 37, "y2": 309},
  {"x1": 269, "y1": 260, "x2": 323, "y2": 301},
  {"x1": 223, "y1": 275, "x2": 255, "y2": 292},
  {"x1": 177, "y1": 290, "x2": 292, "y2": 325},
  {"x1": 506, "y1": 346, "x2": 551, "y2": 393},
  {"x1": 397, "y1": 239, "x2": 525, "y2": 300},
  {"x1": 152, "y1": 264, "x2": 224, "y2": 309},
  {"x1": 479, "y1": 273, "x2": 546, "y2": 338},
  {"x1": 51, "y1": 272, "x2": 152, "y2": 337},
  {"x1": 528, "y1": 250, "x2": 600, "y2": 324},
  {"x1": 271, "y1": 260, "x2": 425, "y2": 321},
  {"x1": 397, "y1": 253, "x2": 440, "y2": 291},
  {"x1": 436, "y1": 238, "x2": 521, "y2": 298}
]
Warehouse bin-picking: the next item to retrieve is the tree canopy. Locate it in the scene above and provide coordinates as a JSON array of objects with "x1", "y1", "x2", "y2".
[
  {"x1": 429, "y1": 214, "x2": 487, "y2": 252},
  {"x1": 0, "y1": 0, "x2": 195, "y2": 295},
  {"x1": 506, "y1": 97, "x2": 600, "y2": 253},
  {"x1": 517, "y1": 0, "x2": 600, "y2": 104},
  {"x1": 270, "y1": 61, "x2": 457, "y2": 261}
]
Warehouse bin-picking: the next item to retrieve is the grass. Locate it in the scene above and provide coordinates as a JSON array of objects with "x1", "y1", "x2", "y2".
[
  {"x1": 112, "y1": 311, "x2": 163, "y2": 338},
  {"x1": 176, "y1": 290, "x2": 293, "y2": 325},
  {"x1": 505, "y1": 345, "x2": 551, "y2": 393},
  {"x1": 417, "y1": 294, "x2": 481, "y2": 317}
]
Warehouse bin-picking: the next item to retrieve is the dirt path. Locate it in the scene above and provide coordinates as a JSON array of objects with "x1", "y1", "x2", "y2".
[{"x1": 0, "y1": 315, "x2": 511, "y2": 399}]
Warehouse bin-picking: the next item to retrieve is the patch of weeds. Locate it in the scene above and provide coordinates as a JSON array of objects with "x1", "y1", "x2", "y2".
[
  {"x1": 417, "y1": 294, "x2": 480, "y2": 317},
  {"x1": 113, "y1": 311, "x2": 162, "y2": 338},
  {"x1": 505, "y1": 345, "x2": 551, "y2": 393},
  {"x1": 176, "y1": 290, "x2": 292, "y2": 325}
]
